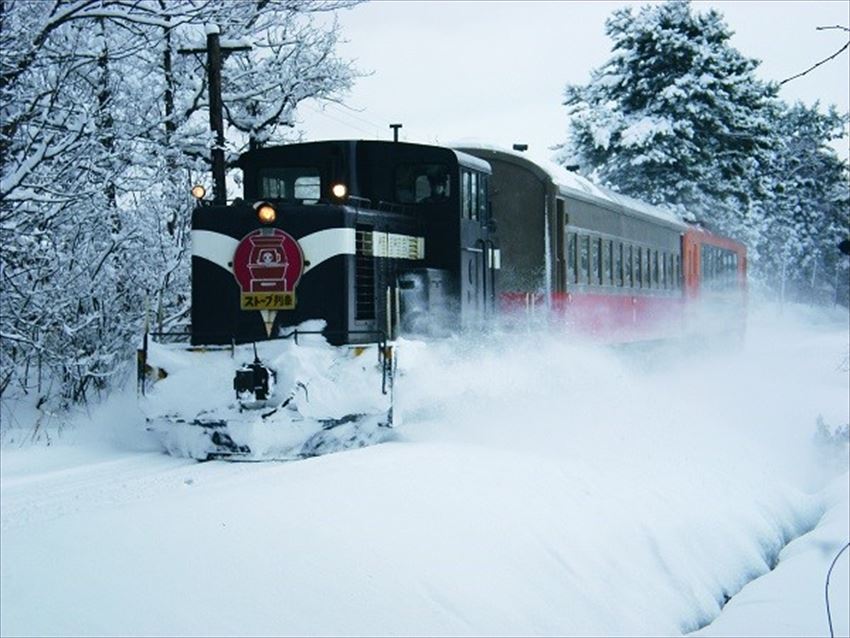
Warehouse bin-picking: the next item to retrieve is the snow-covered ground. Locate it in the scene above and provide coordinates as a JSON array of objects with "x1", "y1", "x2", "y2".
[{"x1": 1, "y1": 303, "x2": 848, "y2": 637}]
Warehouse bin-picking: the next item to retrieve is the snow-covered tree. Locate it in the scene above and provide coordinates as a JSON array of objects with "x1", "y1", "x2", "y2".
[
  {"x1": 219, "y1": 3, "x2": 356, "y2": 151},
  {"x1": 758, "y1": 103, "x2": 850, "y2": 305},
  {"x1": 557, "y1": 0, "x2": 849, "y2": 302},
  {"x1": 557, "y1": 1, "x2": 778, "y2": 220},
  {"x1": 1, "y1": 0, "x2": 360, "y2": 412}
]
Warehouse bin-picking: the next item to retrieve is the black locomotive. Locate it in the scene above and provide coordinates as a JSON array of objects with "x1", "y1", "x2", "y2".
[{"x1": 191, "y1": 140, "x2": 499, "y2": 347}]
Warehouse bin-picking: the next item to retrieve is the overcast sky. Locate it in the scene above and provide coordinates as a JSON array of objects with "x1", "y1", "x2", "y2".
[{"x1": 296, "y1": 0, "x2": 850, "y2": 158}]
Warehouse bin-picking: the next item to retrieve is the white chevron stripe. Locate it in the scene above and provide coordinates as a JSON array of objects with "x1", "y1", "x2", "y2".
[
  {"x1": 298, "y1": 228, "x2": 356, "y2": 274},
  {"x1": 191, "y1": 227, "x2": 359, "y2": 275},
  {"x1": 191, "y1": 230, "x2": 238, "y2": 274}
]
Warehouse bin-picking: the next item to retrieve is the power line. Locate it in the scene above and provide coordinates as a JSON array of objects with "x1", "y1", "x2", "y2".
[
  {"x1": 301, "y1": 103, "x2": 379, "y2": 138},
  {"x1": 324, "y1": 102, "x2": 387, "y2": 131}
]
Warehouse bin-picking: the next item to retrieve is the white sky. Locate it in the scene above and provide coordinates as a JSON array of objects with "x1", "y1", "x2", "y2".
[{"x1": 296, "y1": 0, "x2": 850, "y2": 158}]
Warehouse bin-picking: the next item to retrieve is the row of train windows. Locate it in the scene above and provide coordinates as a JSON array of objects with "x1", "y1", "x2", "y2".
[
  {"x1": 701, "y1": 245, "x2": 740, "y2": 290},
  {"x1": 566, "y1": 233, "x2": 682, "y2": 290}
]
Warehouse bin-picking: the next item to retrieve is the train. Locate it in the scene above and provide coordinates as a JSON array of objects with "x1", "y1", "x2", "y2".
[
  {"x1": 138, "y1": 139, "x2": 747, "y2": 460},
  {"x1": 456, "y1": 144, "x2": 747, "y2": 342}
]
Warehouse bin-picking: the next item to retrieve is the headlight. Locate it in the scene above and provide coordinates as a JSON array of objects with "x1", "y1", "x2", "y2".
[
  {"x1": 255, "y1": 202, "x2": 276, "y2": 224},
  {"x1": 331, "y1": 183, "x2": 348, "y2": 200},
  {"x1": 191, "y1": 184, "x2": 206, "y2": 200}
]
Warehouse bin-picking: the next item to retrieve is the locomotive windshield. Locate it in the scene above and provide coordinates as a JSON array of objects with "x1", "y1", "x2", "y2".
[
  {"x1": 394, "y1": 164, "x2": 451, "y2": 204},
  {"x1": 258, "y1": 167, "x2": 321, "y2": 202}
]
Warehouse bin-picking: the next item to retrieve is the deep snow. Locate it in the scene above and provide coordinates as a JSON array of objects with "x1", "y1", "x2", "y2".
[
  {"x1": 1, "y1": 302, "x2": 848, "y2": 637},
  {"x1": 140, "y1": 321, "x2": 394, "y2": 460}
]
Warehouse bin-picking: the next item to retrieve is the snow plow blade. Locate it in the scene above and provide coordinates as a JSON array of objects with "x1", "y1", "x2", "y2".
[
  {"x1": 146, "y1": 411, "x2": 395, "y2": 461},
  {"x1": 138, "y1": 323, "x2": 397, "y2": 462}
]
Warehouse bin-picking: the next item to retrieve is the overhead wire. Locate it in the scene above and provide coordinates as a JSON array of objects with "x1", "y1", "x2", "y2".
[
  {"x1": 300, "y1": 102, "x2": 381, "y2": 138},
  {"x1": 325, "y1": 102, "x2": 387, "y2": 130}
]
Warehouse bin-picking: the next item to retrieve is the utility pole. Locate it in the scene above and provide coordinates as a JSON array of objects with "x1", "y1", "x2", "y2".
[{"x1": 179, "y1": 25, "x2": 250, "y2": 205}]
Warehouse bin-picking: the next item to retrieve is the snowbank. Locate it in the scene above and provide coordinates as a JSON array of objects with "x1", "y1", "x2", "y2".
[
  {"x1": 696, "y1": 471, "x2": 849, "y2": 637},
  {"x1": 1, "y1": 303, "x2": 847, "y2": 636}
]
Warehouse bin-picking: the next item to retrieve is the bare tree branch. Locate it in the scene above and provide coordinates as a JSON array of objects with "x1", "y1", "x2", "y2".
[{"x1": 781, "y1": 26, "x2": 850, "y2": 85}]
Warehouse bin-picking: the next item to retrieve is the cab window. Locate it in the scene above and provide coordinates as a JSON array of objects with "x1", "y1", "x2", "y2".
[
  {"x1": 461, "y1": 171, "x2": 471, "y2": 217},
  {"x1": 469, "y1": 172, "x2": 479, "y2": 220},
  {"x1": 478, "y1": 175, "x2": 489, "y2": 219},
  {"x1": 395, "y1": 164, "x2": 451, "y2": 204},
  {"x1": 259, "y1": 167, "x2": 321, "y2": 201}
]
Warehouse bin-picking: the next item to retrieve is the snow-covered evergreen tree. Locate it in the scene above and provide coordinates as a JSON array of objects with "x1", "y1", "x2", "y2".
[
  {"x1": 557, "y1": 0, "x2": 849, "y2": 301},
  {"x1": 559, "y1": 2, "x2": 761, "y2": 253},
  {"x1": 557, "y1": 0, "x2": 777, "y2": 229}
]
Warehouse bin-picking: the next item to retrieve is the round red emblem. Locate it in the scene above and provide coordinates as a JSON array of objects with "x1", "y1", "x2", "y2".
[{"x1": 232, "y1": 229, "x2": 304, "y2": 310}]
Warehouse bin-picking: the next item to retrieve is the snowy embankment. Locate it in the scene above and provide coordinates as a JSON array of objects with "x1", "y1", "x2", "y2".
[
  {"x1": 1, "y1": 303, "x2": 848, "y2": 637},
  {"x1": 696, "y1": 471, "x2": 849, "y2": 637}
]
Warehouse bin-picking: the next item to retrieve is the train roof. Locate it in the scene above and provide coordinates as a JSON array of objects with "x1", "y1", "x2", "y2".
[
  {"x1": 240, "y1": 139, "x2": 491, "y2": 174},
  {"x1": 452, "y1": 142, "x2": 688, "y2": 232},
  {"x1": 454, "y1": 150, "x2": 492, "y2": 173}
]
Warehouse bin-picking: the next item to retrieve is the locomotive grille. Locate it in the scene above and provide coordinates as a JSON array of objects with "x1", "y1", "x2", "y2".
[{"x1": 355, "y1": 226, "x2": 375, "y2": 320}]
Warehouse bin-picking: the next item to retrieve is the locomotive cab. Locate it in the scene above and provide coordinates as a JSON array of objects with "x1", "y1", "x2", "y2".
[{"x1": 191, "y1": 140, "x2": 497, "y2": 347}]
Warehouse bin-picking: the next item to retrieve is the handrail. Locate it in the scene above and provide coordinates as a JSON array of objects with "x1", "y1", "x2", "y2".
[{"x1": 347, "y1": 195, "x2": 373, "y2": 208}]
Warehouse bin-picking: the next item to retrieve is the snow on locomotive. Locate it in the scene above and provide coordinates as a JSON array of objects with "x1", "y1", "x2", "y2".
[{"x1": 138, "y1": 140, "x2": 746, "y2": 461}]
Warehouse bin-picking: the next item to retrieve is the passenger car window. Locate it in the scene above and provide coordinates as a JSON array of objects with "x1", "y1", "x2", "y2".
[
  {"x1": 615, "y1": 243, "x2": 623, "y2": 287},
  {"x1": 596, "y1": 238, "x2": 603, "y2": 285},
  {"x1": 580, "y1": 236, "x2": 590, "y2": 284},
  {"x1": 588, "y1": 238, "x2": 596, "y2": 285},
  {"x1": 653, "y1": 251, "x2": 660, "y2": 287},
  {"x1": 636, "y1": 247, "x2": 643, "y2": 288},
  {"x1": 568, "y1": 233, "x2": 577, "y2": 283}
]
